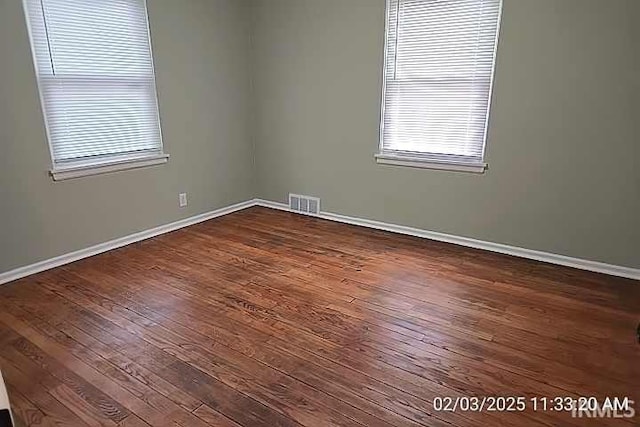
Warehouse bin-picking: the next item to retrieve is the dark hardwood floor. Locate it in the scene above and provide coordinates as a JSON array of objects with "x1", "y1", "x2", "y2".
[{"x1": 0, "y1": 206, "x2": 638, "y2": 427}]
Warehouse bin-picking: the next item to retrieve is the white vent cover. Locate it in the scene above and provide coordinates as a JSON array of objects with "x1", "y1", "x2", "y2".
[{"x1": 289, "y1": 194, "x2": 320, "y2": 215}]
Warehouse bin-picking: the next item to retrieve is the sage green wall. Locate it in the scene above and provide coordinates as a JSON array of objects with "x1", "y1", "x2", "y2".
[
  {"x1": 0, "y1": 0, "x2": 254, "y2": 272},
  {"x1": 2, "y1": 0, "x2": 639, "y2": 275},
  {"x1": 252, "y1": 0, "x2": 640, "y2": 269}
]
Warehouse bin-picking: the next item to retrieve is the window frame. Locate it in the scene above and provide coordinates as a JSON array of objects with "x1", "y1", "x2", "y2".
[
  {"x1": 22, "y1": 0, "x2": 168, "y2": 181},
  {"x1": 377, "y1": 0, "x2": 503, "y2": 174}
]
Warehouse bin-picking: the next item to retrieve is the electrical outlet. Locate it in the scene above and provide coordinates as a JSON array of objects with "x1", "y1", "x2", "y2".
[{"x1": 179, "y1": 193, "x2": 187, "y2": 208}]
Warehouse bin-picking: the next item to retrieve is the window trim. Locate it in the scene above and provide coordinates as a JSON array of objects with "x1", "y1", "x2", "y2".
[
  {"x1": 50, "y1": 152, "x2": 169, "y2": 181},
  {"x1": 22, "y1": 0, "x2": 168, "y2": 181},
  {"x1": 375, "y1": 153, "x2": 487, "y2": 173},
  {"x1": 377, "y1": 0, "x2": 503, "y2": 173}
]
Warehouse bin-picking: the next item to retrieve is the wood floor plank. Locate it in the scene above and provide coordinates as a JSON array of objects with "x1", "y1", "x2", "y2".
[
  {"x1": 4, "y1": 385, "x2": 52, "y2": 427},
  {"x1": 191, "y1": 404, "x2": 242, "y2": 427},
  {"x1": 0, "y1": 206, "x2": 637, "y2": 427},
  {"x1": 26, "y1": 268, "x2": 488, "y2": 426},
  {"x1": 37, "y1": 272, "x2": 400, "y2": 427},
  {"x1": 2, "y1": 329, "x2": 130, "y2": 424},
  {"x1": 8, "y1": 275, "x2": 380, "y2": 427},
  {"x1": 21, "y1": 262, "x2": 600, "y2": 426},
  {"x1": 187, "y1": 215, "x2": 636, "y2": 359},
  {"x1": 118, "y1": 414, "x2": 152, "y2": 427},
  {"x1": 1, "y1": 358, "x2": 90, "y2": 427}
]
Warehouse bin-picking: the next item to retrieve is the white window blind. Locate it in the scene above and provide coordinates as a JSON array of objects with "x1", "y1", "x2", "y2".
[
  {"x1": 380, "y1": 0, "x2": 501, "y2": 166},
  {"x1": 23, "y1": 0, "x2": 163, "y2": 170}
]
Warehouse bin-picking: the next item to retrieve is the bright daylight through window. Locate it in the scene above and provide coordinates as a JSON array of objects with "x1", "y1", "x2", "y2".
[
  {"x1": 378, "y1": 0, "x2": 502, "y2": 173},
  {"x1": 23, "y1": 0, "x2": 166, "y2": 180}
]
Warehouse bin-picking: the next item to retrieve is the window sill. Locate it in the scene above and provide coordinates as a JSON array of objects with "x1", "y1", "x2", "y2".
[
  {"x1": 50, "y1": 153, "x2": 169, "y2": 181},
  {"x1": 375, "y1": 153, "x2": 487, "y2": 174}
]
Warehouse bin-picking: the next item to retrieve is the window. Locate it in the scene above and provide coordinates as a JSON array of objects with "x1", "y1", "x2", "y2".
[
  {"x1": 23, "y1": 0, "x2": 166, "y2": 180},
  {"x1": 377, "y1": 0, "x2": 502, "y2": 173}
]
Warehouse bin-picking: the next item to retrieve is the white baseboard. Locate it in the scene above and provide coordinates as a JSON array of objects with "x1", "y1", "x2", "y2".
[
  {"x1": 254, "y1": 199, "x2": 640, "y2": 281},
  {"x1": 0, "y1": 199, "x2": 255, "y2": 285},
  {"x1": 2, "y1": 197, "x2": 638, "y2": 285}
]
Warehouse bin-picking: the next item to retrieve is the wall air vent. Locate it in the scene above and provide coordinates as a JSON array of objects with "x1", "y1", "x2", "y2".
[{"x1": 289, "y1": 193, "x2": 320, "y2": 215}]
